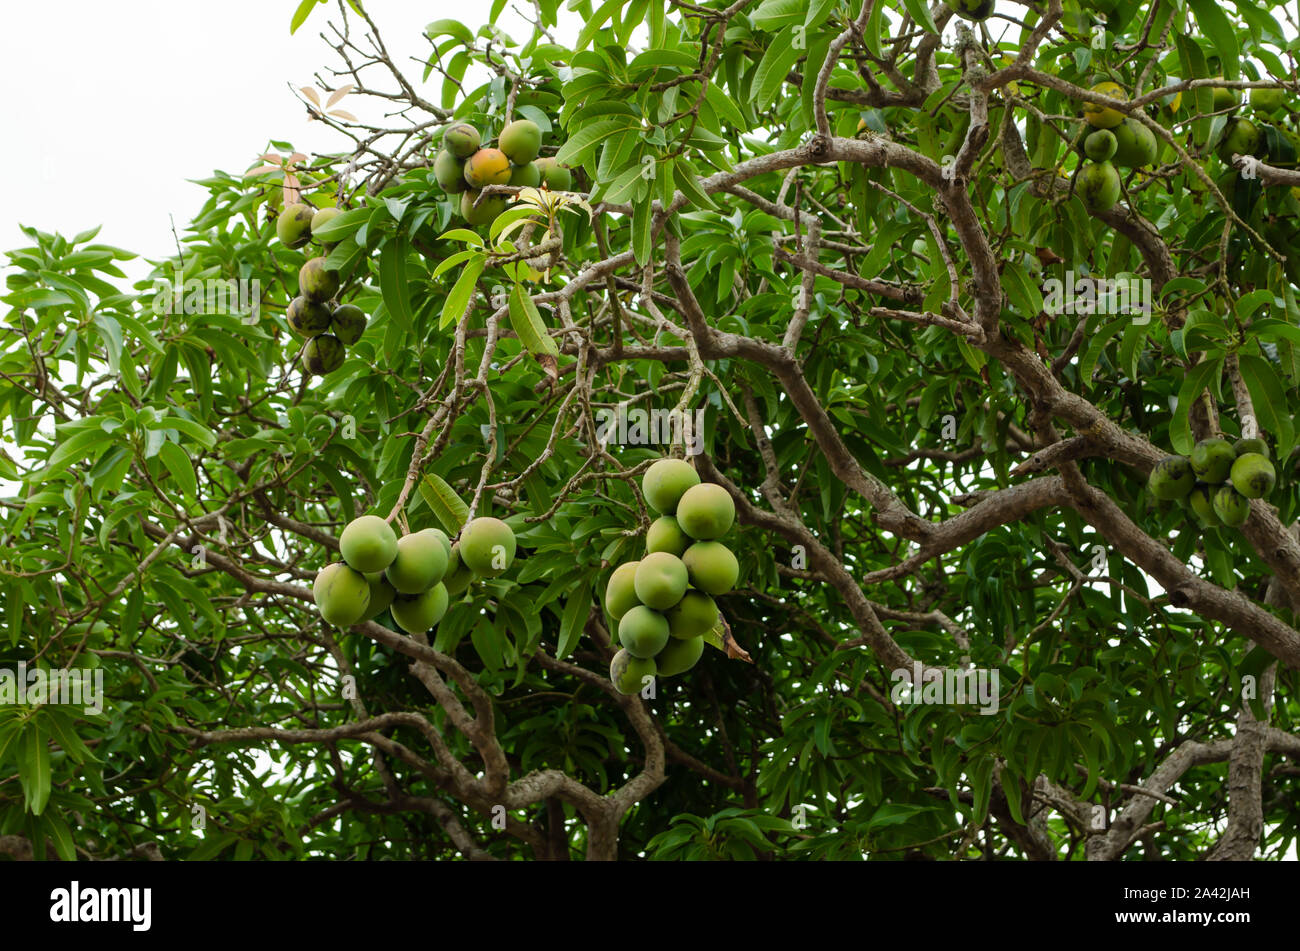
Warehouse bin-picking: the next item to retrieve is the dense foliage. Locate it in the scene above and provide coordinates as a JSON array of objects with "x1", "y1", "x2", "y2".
[{"x1": 2, "y1": 0, "x2": 1299, "y2": 861}]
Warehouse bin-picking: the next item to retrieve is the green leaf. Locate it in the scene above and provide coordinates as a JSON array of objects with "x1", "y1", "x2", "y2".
[
  {"x1": 576, "y1": 0, "x2": 621, "y2": 51},
  {"x1": 440, "y1": 254, "x2": 486, "y2": 330},
  {"x1": 420, "y1": 474, "x2": 471, "y2": 533},
  {"x1": 290, "y1": 0, "x2": 323, "y2": 35},
  {"x1": 34, "y1": 428, "x2": 114, "y2": 481},
  {"x1": 433, "y1": 248, "x2": 482, "y2": 279},
  {"x1": 1170, "y1": 356, "x2": 1223, "y2": 455},
  {"x1": 489, "y1": 205, "x2": 546, "y2": 244},
  {"x1": 672, "y1": 159, "x2": 718, "y2": 210},
  {"x1": 556, "y1": 580, "x2": 592, "y2": 659},
  {"x1": 1238, "y1": 353, "x2": 1295, "y2": 459},
  {"x1": 508, "y1": 283, "x2": 560, "y2": 357},
  {"x1": 425, "y1": 18, "x2": 475, "y2": 44},
  {"x1": 1188, "y1": 0, "x2": 1240, "y2": 78},
  {"x1": 632, "y1": 198, "x2": 653, "y2": 267},
  {"x1": 1000, "y1": 260, "x2": 1044, "y2": 319},
  {"x1": 629, "y1": 49, "x2": 699, "y2": 74},
  {"x1": 999, "y1": 766, "x2": 1026, "y2": 826},
  {"x1": 555, "y1": 118, "x2": 639, "y2": 168},
  {"x1": 438, "y1": 228, "x2": 485, "y2": 248},
  {"x1": 900, "y1": 0, "x2": 939, "y2": 33},
  {"x1": 969, "y1": 755, "x2": 995, "y2": 826},
  {"x1": 751, "y1": 28, "x2": 801, "y2": 112},
  {"x1": 379, "y1": 237, "x2": 414, "y2": 335},
  {"x1": 310, "y1": 207, "x2": 369, "y2": 243},
  {"x1": 1250, "y1": 319, "x2": 1300, "y2": 348},
  {"x1": 158, "y1": 441, "x2": 197, "y2": 500},
  {"x1": 17, "y1": 724, "x2": 51, "y2": 815},
  {"x1": 44, "y1": 812, "x2": 76, "y2": 861},
  {"x1": 146, "y1": 415, "x2": 217, "y2": 450}
]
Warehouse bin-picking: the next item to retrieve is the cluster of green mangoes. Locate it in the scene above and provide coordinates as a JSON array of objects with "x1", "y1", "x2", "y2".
[
  {"x1": 1148, "y1": 437, "x2": 1277, "y2": 528},
  {"x1": 1207, "y1": 78, "x2": 1295, "y2": 164},
  {"x1": 602, "y1": 459, "x2": 741, "y2": 695},
  {"x1": 1072, "y1": 77, "x2": 1292, "y2": 213},
  {"x1": 432, "y1": 119, "x2": 573, "y2": 226},
  {"x1": 1073, "y1": 81, "x2": 1155, "y2": 212},
  {"x1": 312, "y1": 514, "x2": 518, "y2": 632},
  {"x1": 275, "y1": 203, "x2": 367, "y2": 376}
]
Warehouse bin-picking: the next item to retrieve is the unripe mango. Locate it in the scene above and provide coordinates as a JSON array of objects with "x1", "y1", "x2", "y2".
[
  {"x1": 423, "y1": 527, "x2": 452, "y2": 560},
  {"x1": 1233, "y1": 437, "x2": 1269, "y2": 459},
  {"x1": 642, "y1": 458, "x2": 700, "y2": 514},
  {"x1": 1111, "y1": 118, "x2": 1157, "y2": 168},
  {"x1": 385, "y1": 530, "x2": 450, "y2": 594},
  {"x1": 666, "y1": 590, "x2": 718, "y2": 639},
  {"x1": 618, "y1": 605, "x2": 671, "y2": 659},
  {"x1": 340, "y1": 515, "x2": 398, "y2": 574},
  {"x1": 434, "y1": 149, "x2": 469, "y2": 193},
  {"x1": 604, "y1": 561, "x2": 641, "y2": 620},
  {"x1": 299, "y1": 257, "x2": 340, "y2": 303},
  {"x1": 310, "y1": 207, "x2": 341, "y2": 242},
  {"x1": 534, "y1": 157, "x2": 573, "y2": 191},
  {"x1": 314, "y1": 562, "x2": 371, "y2": 626},
  {"x1": 1251, "y1": 88, "x2": 1286, "y2": 115},
  {"x1": 276, "y1": 203, "x2": 314, "y2": 248},
  {"x1": 443, "y1": 123, "x2": 482, "y2": 159},
  {"x1": 330, "y1": 303, "x2": 366, "y2": 345},
  {"x1": 1212, "y1": 82, "x2": 1241, "y2": 113},
  {"x1": 1218, "y1": 117, "x2": 1261, "y2": 162},
  {"x1": 681, "y1": 541, "x2": 739, "y2": 596},
  {"x1": 1212, "y1": 485, "x2": 1251, "y2": 526},
  {"x1": 498, "y1": 119, "x2": 542, "y2": 164},
  {"x1": 1187, "y1": 485, "x2": 1223, "y2": 527},
  {"x1": 1084, "y1": 129, "x2": 1118, "y2": 162},
  {"x1": 610, "y1": 648, "x2": 656, "y2": 695},
  {"x1": 287, "y1": 296, "x2": 333, "y2": 337},
  {"x1": 460, "y1": 189, "x2": 508, "y2": 226},
  {"x1": 654, "y1": 634, "x2": 704, "y2": 677},
  {"x1": 442, "y1": 543, "x2": 475, "y2": 597},
  {"x1": 390, "y1": 582, "x2": 450, "y2": 634},
  {"x1": 634, "y1": 552, "x2": 689, "y2": 611},
  {"x1": 1148, "y1": 455, "x2": 1194, "y2": 500},
  {"x1": 459, "y1": 517, "x2": 516, "y2": 577},
  {"x1": 303, "y1": 334, "x2": 345, "y2": 375},
  {"x1": 1190, "y1": 438, "x2": 1235, "y2": 484},
  {"x1": 509, "y1": 162, "x2": 541, "y2": 188},
  {"x1": 676, "y1": 483, "x2": 736, "y2": 540},
  {"x1": 363, "y1": 575, "x2": 396, "y2": 621},
  {"x1": 646, "y1": 516, "x2": 689, "y2": 556},
  {"x1": 1077, "y1": 161, "x2": 1121, "y2": 212},
  {"x1": 1230, "y1": 453, "x2": 1275, "y2": 499}
]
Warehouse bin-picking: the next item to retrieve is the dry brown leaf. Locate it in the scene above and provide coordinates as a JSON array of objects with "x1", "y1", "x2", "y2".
[
  {"x1": 329, "y1": 109, "x2": 358, "y2": 122},
  {"x1": 719, "y1": 615, "x2": 753, "y2": 664},
  {"x1": 244, "y1": 165, "x2": 282, "y2": 178},
  {"x1": 300, "y1": 86, "x2": 321, "y2": 106},
  {"x1": 326, "y1": 84, "x2": 354, "y2": 108},
  {"x1": 1035, "y1": 246, "x2": 1064, "y2": 266},
  {"x1": 536, "y1": 352, "x2": 558, "y2": 385}
]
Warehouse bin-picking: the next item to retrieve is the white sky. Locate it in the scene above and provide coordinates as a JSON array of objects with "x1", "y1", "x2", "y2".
[{"x1": 0, "y1": 0, "x2": 541, "y2": 270}]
